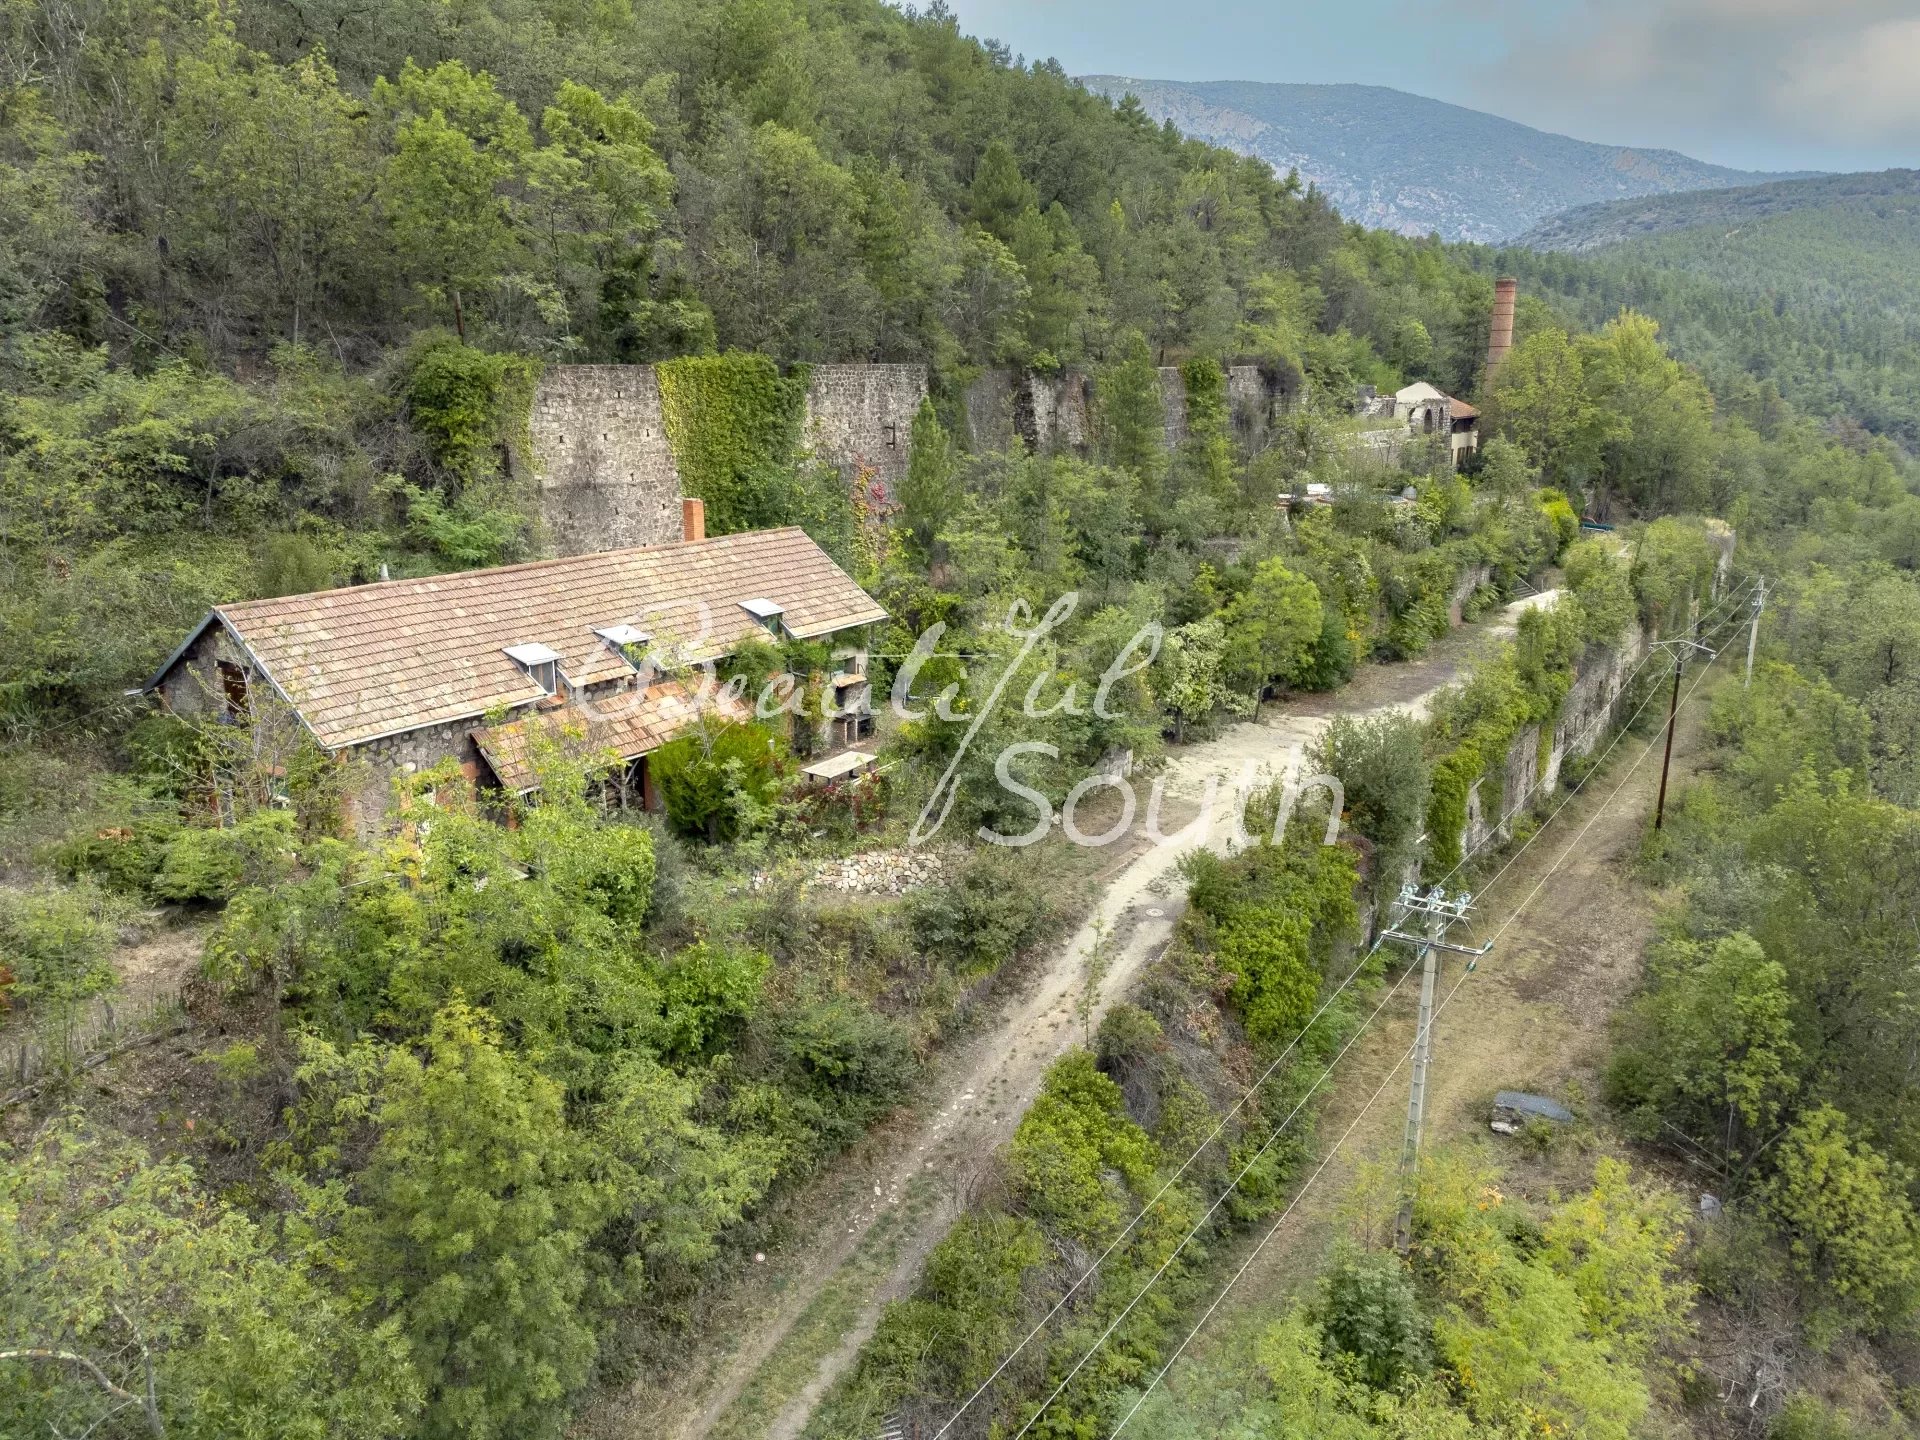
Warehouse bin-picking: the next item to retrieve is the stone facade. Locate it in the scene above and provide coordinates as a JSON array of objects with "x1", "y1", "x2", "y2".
[
  {"x1": 155, "y1": 617, "x2": 880, "y2": 833},
  {"x1": 962, "y1": 368, "x2": 1018, "y2": 453},
  {"x1": 526, "y1": 365, "x2": 682, "y2": 558},
  {"x1": 529, "y1": 363, "x2": 931, "y2": 549},
  {"x1": 1447, "y1": 564, "x2": 1494, "y2": 627},
  {"x1": 802, "y1": 363, "x2": 928, "y2": 493},
  {"x1": 1227, "y1": 364, "x2": 1296, "y2": 444}
]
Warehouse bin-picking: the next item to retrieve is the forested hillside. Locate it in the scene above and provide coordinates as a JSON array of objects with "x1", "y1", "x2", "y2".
[
  {"x1": 1514, "y1": 168, "x2": 1920, "y2": 251},
  {"x1": 0, "y1": 0, "x2": 1515, "y2": 744},
  {"x1": 5, "y1": 3, "x2": 1920, "y2": 1439},
  {"x1": 1485, "y1": 170, "x2": 1920, "y2": 450}
]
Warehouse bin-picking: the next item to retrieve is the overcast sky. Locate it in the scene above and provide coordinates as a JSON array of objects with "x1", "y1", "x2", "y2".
[{"x1": 942, "y1": 0, "x2": 1920, "y2": 173}]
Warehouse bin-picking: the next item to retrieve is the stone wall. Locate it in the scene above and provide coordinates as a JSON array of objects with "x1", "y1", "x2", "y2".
[
  {"x1": 956, "y1": 363, "x2": 1303, "y2": 459},
  {"x1": 1018, "y1": 370, "x2": 1094, "y2": 453},
  {"x1": 529, "y1": 363, "x2": 934, "y2": 548},
  {"x1": 802, "y1": 363, "x2": 928, "y2": 493},
  {"x1": 1227, "y1": 363, "x2": 1296, "y2": 444},
  {"x1": 962, "y1": 368, "x2": 1018, "y2": 453},
  {"x1": 526, "y1": 365, "x2": 683, "y2": 558},
  {"x1": 1456, "y1": 624, "x2": 1650, "y2": 858},
  {"x1": 528, "y1": 358, "x2": 1300, "y2": 545},
  {"x1": 1448, "y1": 564, "x2": 1494, "y2": 627},
  {"x1": 156, "y1": 621, "x2": 251, "y2": 724},
  {"x1": 964, "y1": 367, "x2": 1096, "y2": 456}
]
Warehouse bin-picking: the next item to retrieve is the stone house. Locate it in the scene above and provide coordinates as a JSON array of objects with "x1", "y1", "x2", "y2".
[
  {"x1": 1392, "y1": 381, "x2": 1480, "y2": 465},
  {"x1": 144, "y1": 501, "x2": 887, "y2": 823}
]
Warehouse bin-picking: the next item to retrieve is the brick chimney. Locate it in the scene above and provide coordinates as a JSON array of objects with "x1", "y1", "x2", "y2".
[
  {"x1": 1487, "y1": 277, "x2": 1518, "y2": 380},
  {"x1": 681, "y1": 496, "x2": 706, "y2": 544}
]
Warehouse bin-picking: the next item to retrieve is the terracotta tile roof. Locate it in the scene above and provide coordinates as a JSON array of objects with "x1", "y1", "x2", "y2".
[
  {"x1": 209, "y1": 528, "x2": 885, "y2": 750},
  {"x1": 1447, "y1": 398, "x2": 1479, "y2": 420},
  {"x1": 469, "y1": 680, "x2": 751, "y2": 793}
]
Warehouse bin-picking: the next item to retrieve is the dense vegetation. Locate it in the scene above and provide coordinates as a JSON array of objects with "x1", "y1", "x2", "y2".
[
  {"x1": 1487, "y1": 171, "x2": 1920, "y2": 451},
  {"x1": 1597, "y1": 491, "x2": 1920, "y2": 1429},
  {"x1": 814, "y1": 801, "x2": 1366, "y2": 1437},
  {"x1": 4, "y1": 0, "x2": 1920, "y2": 1436}
]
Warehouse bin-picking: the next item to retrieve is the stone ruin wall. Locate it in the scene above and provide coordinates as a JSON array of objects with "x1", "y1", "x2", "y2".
[
  {"x1": 529, "y1": 361, "x2": 1296, "y2": 553},
  {"x1": 1158, "y1": 367, "x2": 1189, "y2": 448},
  {"x1": 529, "y1": 363, "x2": 929, "y2": 554},
  {"x1": 959, "y1": 364, "x2": 1289, "y2": 458},
  {"x1": 1017, "y1": 370, "x2": 1095, "y2": 453},
  {"x1": 1226, "y1": 364, "x2": 1278, "y2": 443},
  {"x1": 524, "y1": 365, "x2": 683, "y2": 558},
  {"x1": 802, "y1": 363, "x2": 928, "y2": 495},
  {"x1": 1458, "y1": 622, "x2": 1650, "y2": 859}
]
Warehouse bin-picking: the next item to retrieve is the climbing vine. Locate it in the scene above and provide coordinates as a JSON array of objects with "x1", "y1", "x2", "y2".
[
  {"x1": 1423, "y1": 601, "x2": 1584, "y2": 877},
  {"x1": 399, "y1": 332, "x2": 540, "y2": 484},
  {"x1": 656, "y1": 352, "x2": 812, "y2": 534},
  {"x1": 1179, "y1": 356, "x2": 1234, "y2": 505}
]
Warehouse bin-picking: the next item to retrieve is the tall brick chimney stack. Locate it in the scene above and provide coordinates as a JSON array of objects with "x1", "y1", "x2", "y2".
[
  {"x1": 682, "y1": 496, "x2": 706, "y2": 543},
  {"x1": 1487, "y1": 277, "x2": 1518, "y2": 380}
]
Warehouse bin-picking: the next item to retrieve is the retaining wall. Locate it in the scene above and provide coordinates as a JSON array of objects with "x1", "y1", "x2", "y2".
[{"x1": 1456, "y1": 625, "x2": 1650, "y2": 859}]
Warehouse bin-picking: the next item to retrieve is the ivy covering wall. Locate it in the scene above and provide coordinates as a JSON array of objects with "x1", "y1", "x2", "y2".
[
  {"x1": 656, "y1": 353, "x2": 812, "y2": 535},
  {"x1": 1423, "y1": 599, "x2": 1584, "y2": 876}
]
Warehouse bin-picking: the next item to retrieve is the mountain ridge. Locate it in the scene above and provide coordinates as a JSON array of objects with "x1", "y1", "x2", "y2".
[
  {"x1": 1082, "y1": 76, "x2": 1808, "y2": 243},
  {"x1": 1513, "y1": 167, "x2": 1920, "y2": 251}
]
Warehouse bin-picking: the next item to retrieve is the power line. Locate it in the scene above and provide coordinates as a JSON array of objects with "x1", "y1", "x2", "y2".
[
  {"x1": 925, "y1": 918, "x2": 1407, "y2": 1437},
  {"x1": 1444, "y1": 580, "x2": 1755, "y2": 907},
  {"x1": 1108, "y1": 597, "x2": 1746, "y2": 1434},
  {"x1": 998, "y1": 954, "x2": 1429, "y2": 1440},
  {"x1": 927, "y1": 578, "x2": 1756, "y2": 1437}
]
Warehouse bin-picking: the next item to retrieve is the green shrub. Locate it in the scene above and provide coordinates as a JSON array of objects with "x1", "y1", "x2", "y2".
[
  {"x1": 1316, "y1": 713, "x2": 1431, "y2": 877},
  {"x1": 905, "y1": 848, "x2": 1056, "y2": 979},
  {"x1": 1008, "y1": 1051, "x2": 1159, "y2": 1245},
  {"x1": 650, "y1": 718, "x2": 784, "y2": 844},
  {"x1": 525, "y1": 810, "x2": 656, "y2": 926},
  {"x1": 1293, "y1": 604, "x2": 1356, "y2": 692},
  {"x1": 0, "y1": 881, "x2": 124, "y2": 1004},
  {"x1": 1423, "y1": 740, "x2": 1480, "y2": 877},
  {"x1": 658, "y1": 941, "x2": 769, "y2": 1056},
  {"x1": 1763, "y1": 1104, "x2": 1920, "y2": 1329},
  {"x1": 1769, "y1": 1394, "x2": 1906, "y2": 1440},
  {"x1": 1188, "y1": 838, "x2": 1359, "y2": 1047},
  {"x1": 152, "y1": 809, "x2": 297, "y2": 903},
  {"x1": 775, "y1": 997, "x2": 916, "y2": 1109},
  {"x1": 1538, "y1": 487, "x2": 1580, "y2": 554},
  {"x1": 397, "y1": 331, "x2": 538, "y2": 482},
  {"x1": 51, "y1": 789, "x2": 183, "y2": 896},
  {"x1": 1316, "y1": 1245, "x2": 1431, "y2": 1388},
  {"x1": 1565, "y1": 538, "x2": 1636, "y2": 645}
]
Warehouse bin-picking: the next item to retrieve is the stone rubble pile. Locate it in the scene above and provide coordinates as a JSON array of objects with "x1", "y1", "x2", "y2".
[{"x1": 808, "y1": 849, "x2": 947, "y2": 896}]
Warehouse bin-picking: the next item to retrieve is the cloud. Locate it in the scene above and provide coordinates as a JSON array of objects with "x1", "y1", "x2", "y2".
[
  {"x1": 1471, "y1": 0, "x2": 1920, "y2": 168},
  {"x1": 1778, "y1": 17, "x2": 1920, "y2": 140}
]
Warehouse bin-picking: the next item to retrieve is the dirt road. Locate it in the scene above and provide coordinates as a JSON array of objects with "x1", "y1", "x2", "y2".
[{"x1": 603, "y1": 603, "x2": 1554, "y2": 1440}]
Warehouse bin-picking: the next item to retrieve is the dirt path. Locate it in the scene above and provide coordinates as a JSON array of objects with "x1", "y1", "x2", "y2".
[
  {"x1": 603, "y1": 601, "x2": 1557, "y2": 1440},
  {"x1": 1181, "y1": 662, "x2": 1719, "y2": 1333}
]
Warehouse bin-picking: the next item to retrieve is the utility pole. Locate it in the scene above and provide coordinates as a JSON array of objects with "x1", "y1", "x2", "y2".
[
  {"x1": 1744, "y1": 578, "x2": 1768, "y2": 689},
  {"x1": 1385, "y1": 886, "x2": 1491, "y2": 1253},
  {"x1": 1652, "y1": 637, "x2": 1717, "y2": 832}
]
